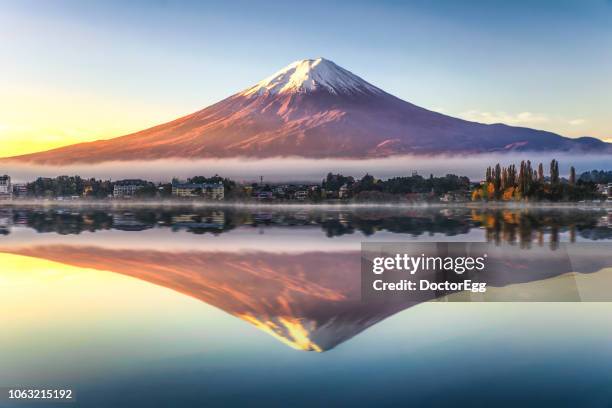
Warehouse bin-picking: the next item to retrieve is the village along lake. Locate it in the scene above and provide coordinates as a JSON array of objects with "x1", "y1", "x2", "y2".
[{"x1": 1, "y1": 204, "x2": 612, "y2": 407}]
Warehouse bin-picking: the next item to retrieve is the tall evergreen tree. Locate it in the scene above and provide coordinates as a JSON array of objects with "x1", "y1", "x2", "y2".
[
  {"x1": 493, "y1": 163, "x2": 502, "y2": 196},
  {"x1": 526, "y1": 160, "x2": 534, "y2": 194},
  {"x1": 550, "y1": 159, "x2": 559, "y2": 185},
  {"x1": 538, "y1": 163, "x2": 544, "y2": 182},
  {"x1": 518, "y1": 161, "x2": 527, "y2": 196},
  {"x1": 508, "y1": 164, "x2": 517, "y2": 187}
]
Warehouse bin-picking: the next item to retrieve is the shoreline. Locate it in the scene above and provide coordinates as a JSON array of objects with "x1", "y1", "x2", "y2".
[{"x1": 0, "y1": 199, "x2": 610, "y2": 210}]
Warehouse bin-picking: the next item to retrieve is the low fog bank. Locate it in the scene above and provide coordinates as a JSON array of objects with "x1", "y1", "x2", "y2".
[{"x1": 3, "y1": 153, "x2": 612, "y2": 183}]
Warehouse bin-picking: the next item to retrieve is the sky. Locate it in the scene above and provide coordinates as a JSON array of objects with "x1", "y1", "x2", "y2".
[{"x1": 1, "y1": 0, "x2": 611, "y2": 157}]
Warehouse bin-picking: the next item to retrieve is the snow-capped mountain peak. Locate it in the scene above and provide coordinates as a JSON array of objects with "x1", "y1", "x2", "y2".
[
  {"x1": 6, "y1": 57, "x2": 609, "y2": 165},
  {"x1": 242, "y1": 58, "x2": 384, "y2": 97}
]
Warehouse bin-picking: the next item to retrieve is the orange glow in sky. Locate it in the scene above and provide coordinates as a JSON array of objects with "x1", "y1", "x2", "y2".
[{"x1": 0, "y1": 84, "x2": 187, "y2": 157}]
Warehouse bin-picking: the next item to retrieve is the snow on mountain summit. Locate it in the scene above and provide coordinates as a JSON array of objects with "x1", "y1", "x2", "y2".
[{"x1": 242, "y1": 58, "x2": 384, "y2": 97}]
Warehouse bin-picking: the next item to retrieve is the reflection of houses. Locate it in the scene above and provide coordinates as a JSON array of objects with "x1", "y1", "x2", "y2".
[
  {"x1": 597, "y1": 212, "x2": 612, "y2": 228},
  {"x1": 0, "y1": 208, "x2": 12, "y2": 235},
  {"x1": 172, "y1": 180, "x2": 224, "y2": 200},
  {"x1": 0, "y1": 175, "x2": 12, "y2": 200},
  {"x1": 171, "y1": 212, "x2": 226, "y2": 231},
  {"x1": 113, "y1": 179, "x2": 148, "y2": 198},
  {"x1": 253, "y1": 212, "x2": 274, "y2": 223},
  {"x1": 111, "y1": 213, "x2": 153, "y2": 231},
  {"x1": 11, "y1": 210, "x2": 28, "y2": 226}
]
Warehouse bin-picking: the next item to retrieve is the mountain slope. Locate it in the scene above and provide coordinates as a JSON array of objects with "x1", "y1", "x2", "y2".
[{"x1": 5, "y1": 58, "x2": 610, "y2": 164}]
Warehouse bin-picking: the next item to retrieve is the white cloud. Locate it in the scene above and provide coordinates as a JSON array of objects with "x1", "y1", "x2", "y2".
[
  {"x1": 568, "y1": 118, "x2": 586, "y2": 126},
  {"x1": 458, "y1": 110, "x2": 550, "y2": 126}
]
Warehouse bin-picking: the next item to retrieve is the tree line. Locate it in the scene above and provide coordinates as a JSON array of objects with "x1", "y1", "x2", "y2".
[
  {"x1": 473, "y1": 159, "x2": 600, "y2": 201},
  {"x1": 322, "y1": 172, "x2": 470, "y2": 201},
  {"x1": 23, "y1": 175, "x2": 238, "y2": 199}
]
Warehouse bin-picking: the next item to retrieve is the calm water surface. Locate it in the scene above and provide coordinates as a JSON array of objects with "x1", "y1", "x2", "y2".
[{"x1": 1, "y1": 206, "x2": 612, "y2": 407}]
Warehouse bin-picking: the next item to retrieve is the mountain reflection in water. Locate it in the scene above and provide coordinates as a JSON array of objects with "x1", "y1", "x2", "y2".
[{"x1": 1, "y1": 206, "x2": 611, "y2": 352}]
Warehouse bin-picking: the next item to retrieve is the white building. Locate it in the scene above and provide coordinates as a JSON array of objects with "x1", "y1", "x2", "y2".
[
  {"x1": 0, "y1": 175, "x2": 12, "y2": 200},
  {"x1": 172, "y1": 180, "x2": 224, "y2": 200},
  {"x1": 295, "y1": 190, "x2": 308, "y2": 200},
  {"x1": 113, "y1": 179, "x2": 148, "y2": 198}
]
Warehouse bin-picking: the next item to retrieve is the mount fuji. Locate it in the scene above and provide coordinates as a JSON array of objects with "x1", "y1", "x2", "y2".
[{"x1": 5, "y1": 58, "x2": 610, "y2": 164}]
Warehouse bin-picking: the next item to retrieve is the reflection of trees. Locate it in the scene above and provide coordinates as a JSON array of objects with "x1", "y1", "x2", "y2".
[
  {"x1": 338, "y1": 213, "x2": 472, "y2": 237},
  {"x1": 24, "y1": 210, "x2": 113, "y2": 235},
  {"x1": 471, "y1": 209, "x2": 611, "y2": 248},
  {"x1": 320, "y1": 219, "x2": 355, "y2": 238},
  {"x1": 3, "y1": 207, "x2": 612, "y2": 243}
]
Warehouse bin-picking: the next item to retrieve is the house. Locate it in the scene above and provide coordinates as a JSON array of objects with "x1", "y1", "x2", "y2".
[
  {"x1": 338, "y1": 184, "x2": 350, "y2": 198},
  {"x1": 324, "y1": 190, "x2": 338, "y2": 199},
  {"x1": 440, "y1": 190, "x2": 470, "y2": 202},
  {"x1": 172, "y1": 180, "x2": 224, "y2": 200},
  {"x1": 257, "y1": 191, "x2": 274, "y2": 200},
  {"x1": 82, "y1": 184, "x2": 94, "y2": 197},
  {"x1": 295, "y1": 190, "x2": 309, "y2": 200},
  {"x1": 172, "y1": 181, "x2": 204, "y2": 197},
  {"x1": 12, "y1": 183, "x2": 27, "y2": 199},
  {"x1": 113, "y1": 179, "x2": 148, "y2": 198},
  {"x1": 596, "y1": 184, "x2": 608, "y2": 195},
  {"x1": 595, "y1": 183, "x2": 612, "y2": 201},
  {"x1": 0, "y1": 175, "x2": 12, "y2": 200}
]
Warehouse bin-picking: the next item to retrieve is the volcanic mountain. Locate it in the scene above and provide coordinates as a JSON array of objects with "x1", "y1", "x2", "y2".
[{"x1": 5, "y1": 58, "x2": 610, "y2": 164}]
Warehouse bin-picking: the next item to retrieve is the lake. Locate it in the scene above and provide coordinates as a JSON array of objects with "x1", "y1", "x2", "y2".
[{"x1": 1, "y1": 205, "x2": 612, "y2": 407}]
